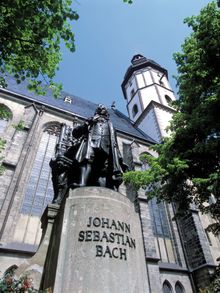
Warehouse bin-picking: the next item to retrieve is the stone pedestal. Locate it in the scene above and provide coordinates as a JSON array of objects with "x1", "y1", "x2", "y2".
[
  {"x1": 14, "y1": 204, "x2": 60, "y2": 290},
  {"x1": 50, "y1": 187, "x2": 149, "y2": 293}
]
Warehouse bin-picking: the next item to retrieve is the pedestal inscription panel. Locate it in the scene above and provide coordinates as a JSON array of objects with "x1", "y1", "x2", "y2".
[{"x1": 53, "y1": 187, "x2": 149, "y2": 293}]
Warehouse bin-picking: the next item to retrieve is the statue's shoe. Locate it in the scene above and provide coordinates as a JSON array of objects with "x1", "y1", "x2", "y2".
[{"x1": 70, "y1": 183, "x2": 86, "y2": 188}]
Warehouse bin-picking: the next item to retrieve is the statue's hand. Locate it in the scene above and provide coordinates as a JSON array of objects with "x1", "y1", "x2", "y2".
[
  {"x1": 87, "y1": 117, "x2": 94, "y2": 126},
  {"x1": 112, "y1": 171, "x2": 123, "y2": 185}
]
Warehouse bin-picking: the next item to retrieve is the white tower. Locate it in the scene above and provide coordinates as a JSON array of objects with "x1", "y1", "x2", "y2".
[{"x1": 121, "y1": 54, "x2": 176, "y2": 142}]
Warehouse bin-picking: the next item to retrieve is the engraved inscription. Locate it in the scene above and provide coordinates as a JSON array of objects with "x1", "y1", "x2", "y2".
[{"x1": 78, "y1": 216, "x2": 136, "y2": 261}]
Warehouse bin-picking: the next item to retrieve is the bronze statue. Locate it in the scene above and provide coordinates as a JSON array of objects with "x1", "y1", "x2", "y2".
[{"x1": 50, "y1": 104, "x2": 127, "y2": 204}]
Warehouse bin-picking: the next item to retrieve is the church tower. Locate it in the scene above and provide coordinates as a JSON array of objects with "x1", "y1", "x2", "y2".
[{"x1": 121, "y1": 54, "x2": 176, "y2": 142}]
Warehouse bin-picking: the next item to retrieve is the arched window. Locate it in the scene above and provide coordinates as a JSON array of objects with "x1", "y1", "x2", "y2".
[
  {"x1": 132, "y1": 104, "x2": 138, "y2": 118},
  {"x1": 165, "y1": 95, "x2": 172, "y2": 105},
  {"x1": 163, "y1": 281, "x2": 173, "y2": 293},
  {"x1": 21, "y1": 123, "x2": 61, "y2": 216},
  {"x1": 175, "y1": 282, "x2": 185, "y2": 293},
  {"x1": 0, "y1": 104, "x2": 12, "y2": 134}
]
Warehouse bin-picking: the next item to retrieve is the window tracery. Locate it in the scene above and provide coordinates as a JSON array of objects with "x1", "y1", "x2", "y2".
[{"x1": 21, "y1": 124, "x2": 61, "y2": 216}]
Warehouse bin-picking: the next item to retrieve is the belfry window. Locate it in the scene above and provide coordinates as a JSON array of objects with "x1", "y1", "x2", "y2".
[
  {"x1": 21, "y1": 124, "x2": 61, "y2": 216},
  {"x1": 165, "y1": 95, "x2": 172, "y2": 105},
  {"x1": 130, "y1": 88, "x2": 135, "y2": 99},
  {"x1": 132, "y1": 104, "x2": 138, "y2": 118}
]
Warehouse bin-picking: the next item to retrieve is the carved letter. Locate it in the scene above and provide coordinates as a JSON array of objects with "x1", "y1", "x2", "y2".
[
  {"x1": 85, "y1": 230, "x2": 93, "y2": 241},
  {"x1": 78, "y1": 231, "x2": 85, "y2": 241},
  {"x1": 119, "y1": 248, "x2": 127, "y2": 261},
  {"x1": 124, "y1": 223, "x2": 130, "y2": 233},
  {"x1": 93, "y1": 217, "x2": 101, "y2": 227},
  {"x1": 112, "y1": 247, "x2": 119, "y2": 259},
  {"x1": 100, "y1": 231, "x2": 110, "y2": 243},
  {"x1": 96, "y1": 245, "x2": 103, "y2": 257},
  {"x1": 130, "y1": 238, "x2": 136, "y2": 249},
  {"x1": 103, "y1": 245, "x2": 112, "y2": 258},
  {"x1": 93, "y1": 231, "x2": 100, "y2": 241},
  {"x1": 101, "y1": 218, "x2": 110, "y2": 229},
  {"x1": 109, "y1": 232, "x2": 115, "y2": 243},
  {"x1": 110, "y1": 219, "x2": 118, "y2": 230},
  {"x1": 87, "y1": 217, "x2": 92, "y2": 227},
  {"x1": 117, "y1": 221, "x2": 124, "y2": 232}
]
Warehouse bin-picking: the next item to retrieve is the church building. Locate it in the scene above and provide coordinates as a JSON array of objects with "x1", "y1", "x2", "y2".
[{"x1": 0, "y1": 54, "x2": 219, "y2": 292}]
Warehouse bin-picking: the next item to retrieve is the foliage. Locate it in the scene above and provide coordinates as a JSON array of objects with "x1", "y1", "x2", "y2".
[
  {"x1": 0, "y1": 0, "x2": 79, "y2": 98},
  {"x1": 12, "y1": 120, "x2": 25, "y2": 131},
  {"x1": 0, "y1": 104, "x2": 12, "y2": 120},
  {"x1": 124, "y1": 2, "x2": 220, "y2": 233},
  {"x1": 200, "y1": 264, "x2": 220, "y2": 292}
]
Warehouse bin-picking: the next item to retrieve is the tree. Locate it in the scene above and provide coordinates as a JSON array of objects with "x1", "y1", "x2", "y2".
[
  {"x1": 124, "y1": 1, "x2": 220, "y2": 235},
  {"x1": 0, "y1": 0, "x2": 80, "y2": 97},
  {"x1": 0, "y1": 0, "x2": 132, "y2": 97}
]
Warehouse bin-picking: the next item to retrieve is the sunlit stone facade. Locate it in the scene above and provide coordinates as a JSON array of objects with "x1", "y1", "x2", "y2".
[{"x1": 0, "y1": 55, "x2": 219, "y2": 292}]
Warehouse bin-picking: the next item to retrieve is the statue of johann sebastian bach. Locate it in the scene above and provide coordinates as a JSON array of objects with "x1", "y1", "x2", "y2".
[{"x1": 50, "y1": 104, "x2": 127, "y2": 204}]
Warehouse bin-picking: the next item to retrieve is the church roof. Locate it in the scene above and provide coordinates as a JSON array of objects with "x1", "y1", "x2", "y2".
[{"x1": 2, "y1": 76, "x2": 156, "y2": 144}]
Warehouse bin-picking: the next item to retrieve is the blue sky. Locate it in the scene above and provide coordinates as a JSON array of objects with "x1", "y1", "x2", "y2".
[{"x1": 55, "y1": 0, "x2": 211, "y2": 114}]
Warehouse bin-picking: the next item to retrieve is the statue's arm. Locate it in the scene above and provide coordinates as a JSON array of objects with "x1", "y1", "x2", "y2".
[{"x1": 72, "y1": 120, "x2": 90, "y2": 138}]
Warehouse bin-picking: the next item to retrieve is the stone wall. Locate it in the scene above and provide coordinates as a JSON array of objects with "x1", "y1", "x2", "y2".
[{"x1": 160, "y1": 270, "x2": 193, "y2": 293}]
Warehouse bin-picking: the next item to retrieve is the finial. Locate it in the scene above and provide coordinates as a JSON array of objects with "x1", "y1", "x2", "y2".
[{"x1": 111, "y1": 101, "x2": 116, "y2": 110}]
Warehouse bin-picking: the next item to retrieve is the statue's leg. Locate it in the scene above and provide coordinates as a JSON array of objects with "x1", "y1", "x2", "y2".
[
  {"x1": 72, "y1": 162, "x2": 92, "y2": 188},
  {"x1": 90, "y1": 150, "x2": 109, "y2": 187},
  {"x1": 52, "y1": 173, "x2": 68, "y2": 204}
]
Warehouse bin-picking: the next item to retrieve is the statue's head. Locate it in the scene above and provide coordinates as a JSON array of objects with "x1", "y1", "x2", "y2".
[{"x1": 95, "y1": 104, "x2": 109, "y2": 119}]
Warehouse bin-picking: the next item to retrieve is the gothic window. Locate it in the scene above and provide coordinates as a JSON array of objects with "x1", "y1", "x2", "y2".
[
  {"x1": 149, "y1": 198, "x2": 179, "y2": 264},
  {"x1": 175, "y1": 282, "x2": 185, "y2": 293},
  {"x1": 122, "y1": 142, "x2": 134, "y2": 171},
  {"x1": 0, "y1": 104, "x2": 12, "y2": 134},
  {"x1": 163, "y1": 281, "x2": 173, "y2": 293},
  {"x1": 21, "y1": 124, "x2": 61, "y2": 216},
  {"x1": 132, "y1": 104, "x2": 138, "y2": 118},
  {"x1": 130, "y1": 88, "x2": 135, "y2": 99}
]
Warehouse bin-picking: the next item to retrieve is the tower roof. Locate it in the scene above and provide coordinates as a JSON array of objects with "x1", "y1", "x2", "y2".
[
  {"x1": 131, "y1": 54, "x2": 161, "y2": 67},
  {"x1": 121, "y1": 54, "x2": 168, "y2": 98}
]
